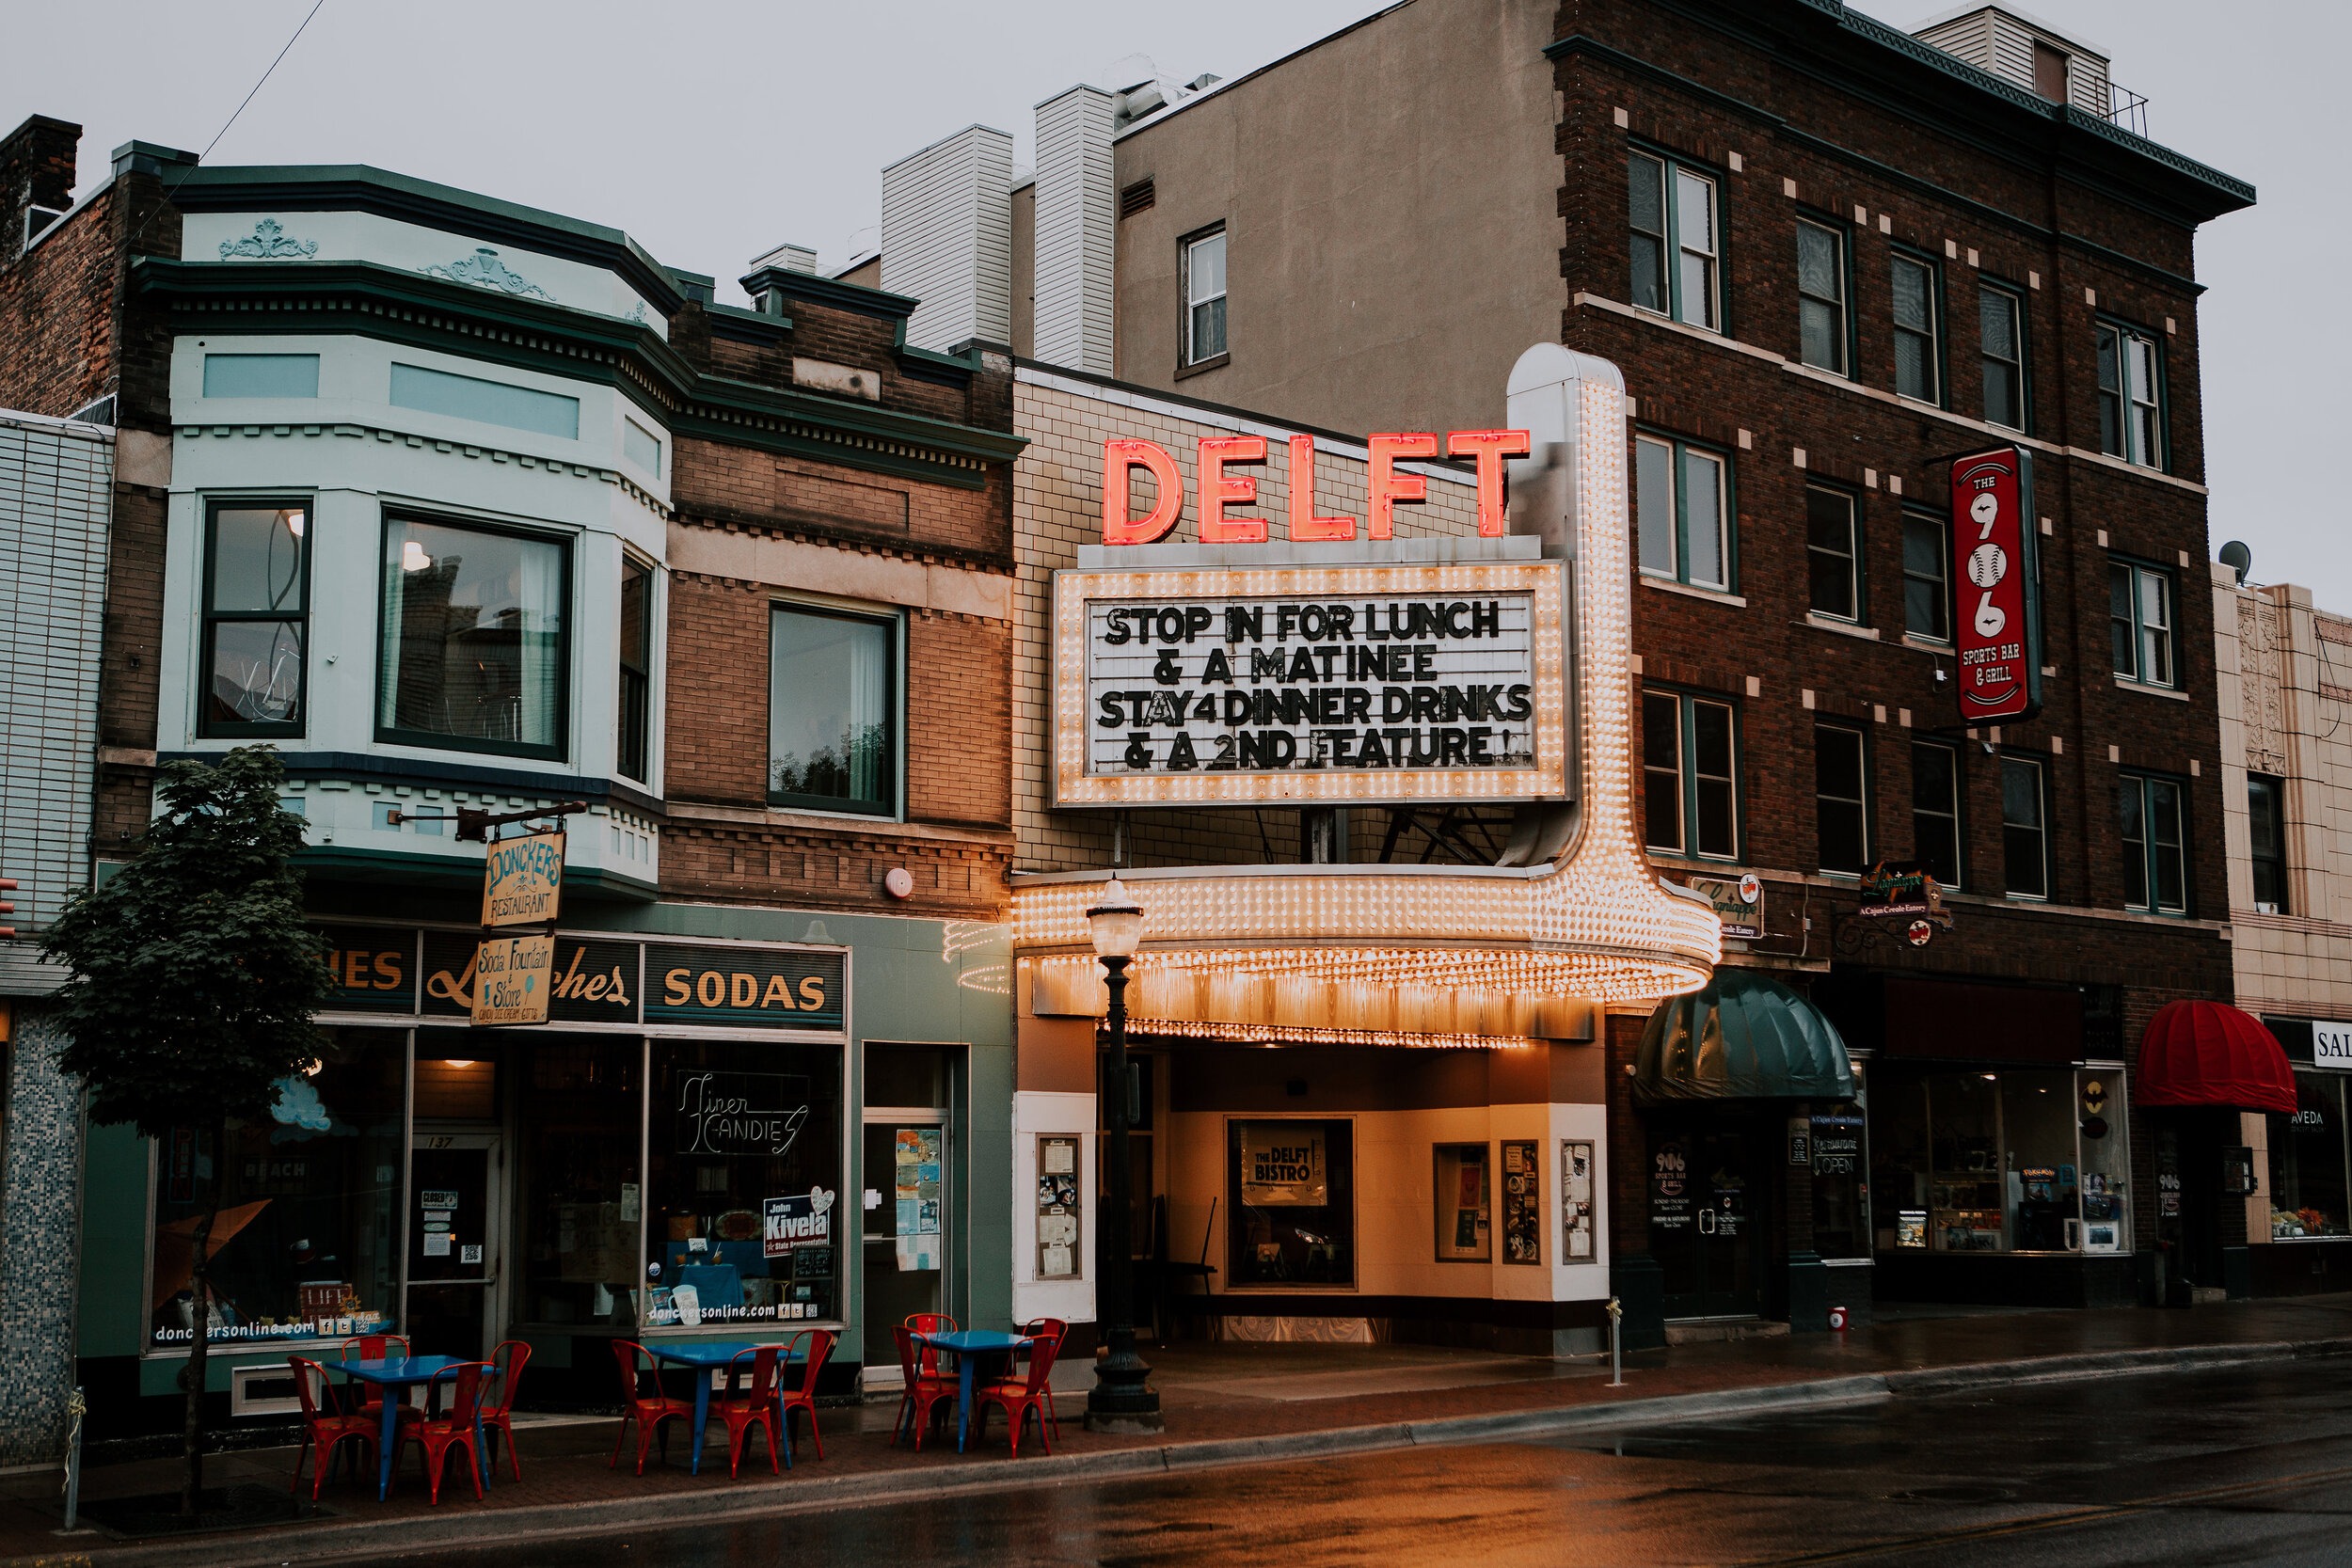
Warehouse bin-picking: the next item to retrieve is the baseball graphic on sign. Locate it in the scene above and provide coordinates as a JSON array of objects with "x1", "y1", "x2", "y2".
[{"x1": 1967, "y1": 543, "x2": 2008, "y2": 588}]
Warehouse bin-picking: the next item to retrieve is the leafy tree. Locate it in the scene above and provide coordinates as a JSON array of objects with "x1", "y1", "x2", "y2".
[{"x1": 42, "y1": 747, "x2": 332, "y2": 1516}]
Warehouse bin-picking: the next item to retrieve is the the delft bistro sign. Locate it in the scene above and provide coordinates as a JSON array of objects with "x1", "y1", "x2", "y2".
[{"x1": 1052, "y1": 559, "x2": 1570, "y2": 807}]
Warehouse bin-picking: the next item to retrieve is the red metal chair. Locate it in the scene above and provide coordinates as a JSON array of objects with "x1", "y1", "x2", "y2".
[
  {"x1": 287, "y1": 1356, "x2": 376, "y2": 1500},
  {"x1": 903, "y1": 1311, "x2": 959, "y2": 1379},
  {"x1": 974, "y1": 1331, "x2": 1061, "y2": 1456},
  {"x1": 338, "y1": 1334, "x2": 411, "y2": 1419},
  {"x1": 775, "y1": 1328, "x2": 835, "y2": 1463},
  {"x1": 1019, "y1": 1317, "x2": 1071, "y2": 1437},
  {"x1": 609, "y1": 1339, "x2": 692, "y2": 1475},
  {"x1": 890, "y1": 1325, "x2": 958, "y2": 1451},
  {"x1": 479, "y1": 1339, "x2": 532, "y2": 1481},
  {"x1": 715, "y1": 1345, "x2": 784, "y2": 1479},
  {"x1": 398, "y1": 1360, "x2": 490, "y2": 1504}
]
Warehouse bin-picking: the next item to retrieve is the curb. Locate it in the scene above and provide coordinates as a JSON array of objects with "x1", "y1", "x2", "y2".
[{"x1": 25, "y1": 1337, "x2": 2351, "y2": 1568}]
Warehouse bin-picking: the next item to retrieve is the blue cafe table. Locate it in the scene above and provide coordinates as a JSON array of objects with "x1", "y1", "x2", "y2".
[
  {"x1": 913, "y1": 1332, "x2": 1032, "y2": 1452},
  {"x1": 338, "y1": 1355, "x2": 493, "y2": 1501},
  {"x1": 646, "y1": 1339, "x2": 805, "y2": 1475}
]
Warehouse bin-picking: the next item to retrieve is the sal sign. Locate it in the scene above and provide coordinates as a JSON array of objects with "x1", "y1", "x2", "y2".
[
  {"x1": 1052, "y1": 559, "x2": 1570, "y2": 807},
  {"x1": 1949, "y1": 445, "x2": 2042, "y2": 724}
]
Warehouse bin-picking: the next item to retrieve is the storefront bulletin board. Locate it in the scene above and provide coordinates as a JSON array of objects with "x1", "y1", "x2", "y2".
[
  {"x1": 1502, "y1": 1139, "x2": 1541, "y2": 1264},
  {"x1": 1563, "y1": 1140, "x2": 1597, "y2": 1262},
  {"x1": 1036, "y1": 1134, "x2": 1081, "y2": 1280}
]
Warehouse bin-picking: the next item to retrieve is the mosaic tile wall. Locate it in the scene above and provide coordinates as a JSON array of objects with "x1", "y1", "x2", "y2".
[{"x1": 0, "y1": 1006, "x2": 86, "y2": 1465}]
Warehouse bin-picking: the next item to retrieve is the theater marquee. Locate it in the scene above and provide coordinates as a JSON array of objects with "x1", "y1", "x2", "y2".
[{"x1": 1051, "y1": 558, "x2": 1571, "y2": 807}]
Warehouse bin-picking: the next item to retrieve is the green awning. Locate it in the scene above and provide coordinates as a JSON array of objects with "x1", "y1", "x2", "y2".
[{"x1": 1633, "y1": 968, "x2": 1855, "y2": 1103}]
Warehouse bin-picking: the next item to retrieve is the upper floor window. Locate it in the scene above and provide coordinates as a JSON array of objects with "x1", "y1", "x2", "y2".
[
  {"x1": 770, "y1": 604, "x2": 898, "y2": 816},
  {"x1": 1891, "y1": 253, "x2": 1942, "y2": 404},
  {"x1": 1629, "y1": 150, "x2": 1720, "y2": 331},
  {"x1": 1633, "y1": 433, "x2": 1730, "y2": 592},
  {"x1": 2118, "y1": 772, "x2": 2187, "y2": 915},
  {"x1": 1979, "y1": 284, "x2": 2026, "y2": 431},
  {"x1": 2001, "y1": 756, "x2": 2048, "y2": 900},
  {"x1": 1796, "y1": 219, "x2": 1848, "y2": 373},
  {"x1": 1901, "y1": 509, "x2": 1949, "y2": 642},
  {"x1": 2109, "y1": 560, "x2": 2176, "y2": 688},
  {"x1": 617, "y1": 555, "x2": 654, "y2": 784},
  {"x1": 2097, "y1": 323, "x2": 2164, "y2": 468},
  {"x1": 1912, "y1": 741, "x2": 1963, "y2": 890},
  {"x1": 200, "y1": 500, "x2": 310, "y2": 737},
  {"x1": 1805, "y1": 485, "x2": 1860, "y2": 622},
  {"x1": 1815, "y1": 725, "x2": 1868, "y2": 876},
  {"x1": 1643, "y1": 689, "x2": 1739, "y2": 862},
  {"x1": 1183, "y1": 229, "x2": 1227, "y2": 366},
  {"x1": 202, "y1": 354, "x2": 319, "y2": 400},
  {"x1": 378, "y1": 515, "x2": 568, "y2": 760},
  {"x1": 2249, "y1": 773, "x2": 2288, "y2": 914}
]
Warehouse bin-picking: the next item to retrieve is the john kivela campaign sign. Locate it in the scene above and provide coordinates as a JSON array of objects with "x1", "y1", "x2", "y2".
[{"x1": 1052, "y1": 559, "x2": 1571, "y2": 806}]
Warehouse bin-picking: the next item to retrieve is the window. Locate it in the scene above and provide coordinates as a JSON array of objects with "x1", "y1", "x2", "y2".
[
  {"x1": 511, "y1": 1036, "x2": 643, "y2": 1331},
  {"x1": 1643, "y1": 690, "x2": 1739, "y2": 861},
  {"x1": 1979, "y1": 285, "x2": 2026, "y2": 430},
  {"x1": 148, "y1": 1030, "x2": 405, "y2": 1348},
  {"x1": 1911, "y1": 742, "x2": 1963, "y2": 890},
  {"x1": 1816, "y1": 726, "x2": 1868, "y2": 875},
  {"x1": 769, "y1": 604, "x2": 898, "y2": 816},
  {"x1": 1796, "y1": 220, "x2": 1848, "y2": 372},
  {"x1": 1901, "y1": 510, "x2": 1949, "y2": 641},
  {"x1": 2118, "y1": 773, "x2": 2187, "y2": 914},
  {"x1": 202, "y1": 353, "x2": 319, "y2": 399},
  {"x1": 1805, "y1": 485, "x2": 1860, "y2": 621},
  {"x1": 2109, "y1": 560, "x2": 2176, "y2": 687},
  {"x1": 1183, "y1": 229, "x2": 1227, "y2": 365},
  {"x1": 389, "y1": 363, "x2": 580, "y2": 440},
  {"x1": 1868, "y1": 1066, "x2": 2129, "y2": 1255},
  {"x1": 2249, "y1": 773, "x2": 2289, "y2": 913},
  {"x1": 1231, "y1": 1119, "x2": 1354, "y2": 1285},
  {"x1": 1628, "y1": 150, "x2": 1720, "y2": 330},
  {"x1": 622, "y1": 417, "x2": 662, "y2": 477},
  {"x1": 1633, "y1": 433, "x2": 1730, "y2": 591},
  {"x1": 617, "y1": 556, "x2": 653, "y2": 784},
  {"x1": 1891, "y1": 254, "x2": 1941, "y2": 404},
  {"x1": 1810, "y1": 1101, "x2": 1869, "y2": 1261},
  {"x1": 1433, "y1": 1144, "x2": 1491, "y2": 1261},
  {"x1": 378, "y1": 516, "x2": 569, "y2": 758},
  {"x1": 2097, "y1": 324, "x2": 2164, "y2": 467},
  {"x1": 2267, "y1": 1072, "x2": 2349, "y2": 1239},
  {"x1": 2001, "y1": 756, "x2": 2048, "y2": 899},
  {"x1": 200, "y1": 500, "x2": 310, "y2": 736}
]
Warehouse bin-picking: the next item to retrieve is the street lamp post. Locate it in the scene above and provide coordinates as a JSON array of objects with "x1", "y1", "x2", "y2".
[{"x1": 1085, "y1": 877, "x2": 1162, "y2": 1433}]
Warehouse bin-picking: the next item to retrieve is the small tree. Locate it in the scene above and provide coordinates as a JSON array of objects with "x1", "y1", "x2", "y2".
[{"x1": 43, "y1": 747, "x2": 333, "y2": 1516}]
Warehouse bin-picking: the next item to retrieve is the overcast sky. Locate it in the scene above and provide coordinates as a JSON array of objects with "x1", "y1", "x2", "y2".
[{"x1": 9, "y1": 1, "x2": 2339, "y2": 599}]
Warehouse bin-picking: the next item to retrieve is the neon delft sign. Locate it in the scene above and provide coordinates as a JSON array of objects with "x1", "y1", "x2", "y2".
[{"x1": 1098, "y1": 429, "x2": 1531, "y2": 545}]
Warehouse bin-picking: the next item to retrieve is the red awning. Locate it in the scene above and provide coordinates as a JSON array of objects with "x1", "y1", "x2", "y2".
[{"x1": 2136, "y1": 1000, "x2": 2297, "y2": 1115}]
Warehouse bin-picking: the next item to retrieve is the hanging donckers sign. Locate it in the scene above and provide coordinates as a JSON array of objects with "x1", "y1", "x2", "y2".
[
  {"x1": 482, "y1": 830, "x2": 564, "y2": 928},
  {"x1": 1053, "y1": 559, "x2": 1570, "y2": 807},
  {"x1": 1949, "y1": 445, "x2": 2042, "y2": 724}
]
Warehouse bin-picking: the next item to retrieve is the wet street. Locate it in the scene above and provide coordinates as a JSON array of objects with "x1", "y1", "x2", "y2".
[{"x1": 351, "y1": 1357, "x2": 2352, "y2": 1566}]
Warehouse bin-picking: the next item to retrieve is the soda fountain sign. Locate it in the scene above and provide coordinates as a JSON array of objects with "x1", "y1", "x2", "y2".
[{"x1": 1948, "y1": 444, "x2": 2042, "y2": 724}]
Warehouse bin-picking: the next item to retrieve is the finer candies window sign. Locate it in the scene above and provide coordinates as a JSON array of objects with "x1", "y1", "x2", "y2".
[
  {"x1": 481, "y1": 829, "x2": 564, "y2": 928},
  {"x1": 1053, "y1": 559, "x2": 1571, "y2": 807},
  {"x1": 1948, "y1": 444, "x2": 2042, "y2": 724},
  {"x1": 1239, "y1": 1123, "x2": 1328, "y2": 1206},
  {"x1": 677, "y1": 1070, "x2": 812, "y2": 1158}
]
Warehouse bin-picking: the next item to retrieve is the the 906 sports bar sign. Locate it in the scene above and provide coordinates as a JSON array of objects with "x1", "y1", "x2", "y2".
[
  {"x1": 1053, "y1": 558, "x2": 1571, "y2": 806},
  {"x1": 1949, "y1": 443, "x2": 2042, "y2": 724}
]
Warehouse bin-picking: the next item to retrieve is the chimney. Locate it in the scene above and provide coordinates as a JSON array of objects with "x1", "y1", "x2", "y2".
[
  {"x1": 2, "y1": 114, "x2": 80, "y2": 266},
  {"x1": 1030, "y1": 86, "x2": 1116, "y2": 374},
  {"x1": 881, "y1": 124, "x2": 1013, "y2": 352},
  {"x1": 750, "y1": 242, "x2": 818, "y2": 276}
]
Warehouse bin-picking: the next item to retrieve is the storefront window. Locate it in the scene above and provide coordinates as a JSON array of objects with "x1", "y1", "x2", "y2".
[
  {"x1": 1868, "y1": 1066, "x2": 2127, "y2": 1256},
  {"x1": 1433, "y1": 1144, "x2": 1491, "y2": 1261},
  {"x1": 2077, "y1": 1070, "x2": 2129, "y2": 1253},
  {"x1": 647, "y1": 1040, "x2": 845, "y2": 1327},
  {"x1": 2267, "y1": 1071, "x2": 2350, "y2": 1239},
  {"x1": 514, "y1": 1037, "x2": 642, "y2": 1330},
  {"x1": 2002, "y1": 1070, "x2": 2079, "y2": 1251},
  {"x1": 1230, "y1": 1119, "x2": 1354, "y2": 1286},
  {"x1": 149, "y1": 1029, "x2": 404, "y2": 1348},
  {"x1": 1809, "y1": 1095, "x2": 1869, "y2": 1260}
]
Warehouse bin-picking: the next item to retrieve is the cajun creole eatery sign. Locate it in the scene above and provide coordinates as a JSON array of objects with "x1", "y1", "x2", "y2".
[
  {"x1": 1056, "y1": 428, "x2": 1569, "y2": 808},
  {"x1": 1948, "y1": 444, "x2": 2042, "y2": 724}
]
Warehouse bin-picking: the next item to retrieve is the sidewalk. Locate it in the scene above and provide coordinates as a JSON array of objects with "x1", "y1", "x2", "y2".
[{"x1": 12, "y1": 1292, "x2": 2352, "y2": 1567}]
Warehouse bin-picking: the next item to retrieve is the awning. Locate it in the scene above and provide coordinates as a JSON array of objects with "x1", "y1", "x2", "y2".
[
  {"x1": 2137, "y1": 999, "x2": 2296, "y2": 1115},
  {"x1": 1633, "y1": 968, "x2": 1855, "y2": 1102}
]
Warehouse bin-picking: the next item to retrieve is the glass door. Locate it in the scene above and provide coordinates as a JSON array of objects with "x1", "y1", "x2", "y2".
[
  {"x1": 860, "y1": 1045, "x2": 956, "y2": 1382},
  {"x1": 405, "y1": 1131, "x2": 503, "y2": 1358},
  {"x1": 1651, "y1": 1121, "x2": 1763, "y2": 1319}
]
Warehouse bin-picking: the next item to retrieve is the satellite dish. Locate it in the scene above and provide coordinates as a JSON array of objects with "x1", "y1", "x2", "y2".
[{"x1": 2219, "y1": 540, "x2": 2252, "y2": 585}]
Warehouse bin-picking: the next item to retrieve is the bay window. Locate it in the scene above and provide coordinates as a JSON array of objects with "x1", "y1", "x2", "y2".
[{"x1": 378, "y1": 516, "x2": 569, "y2": 758}]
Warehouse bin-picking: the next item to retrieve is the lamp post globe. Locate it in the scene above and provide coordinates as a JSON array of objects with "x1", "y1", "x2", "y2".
[{"x1": 1085, "y1": 876, "x2": 1162, "y2": 1432}]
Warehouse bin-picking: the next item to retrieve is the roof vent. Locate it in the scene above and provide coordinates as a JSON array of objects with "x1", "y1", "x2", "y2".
[{"x1": 1120, "y1": 178, "x2": 1156, "y2": 219}]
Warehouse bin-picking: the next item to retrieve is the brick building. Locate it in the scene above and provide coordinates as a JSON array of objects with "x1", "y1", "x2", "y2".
[
  {"x1": 0, "y1": 113, "x2": 1022, "y2": 1440},
  {"x1": 862, "y1": 0, "x2": 2263, "y2": 1342}
]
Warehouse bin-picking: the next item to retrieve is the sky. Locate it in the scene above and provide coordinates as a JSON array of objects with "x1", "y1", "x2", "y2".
[{"x1": 7, "y1": 0, "x2": 2341, "y2": 600}]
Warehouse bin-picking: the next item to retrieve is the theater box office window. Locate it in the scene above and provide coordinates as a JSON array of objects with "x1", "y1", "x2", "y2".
[{"x1": 83, "y1": 918, "x2": 1006, "y2": 1424}]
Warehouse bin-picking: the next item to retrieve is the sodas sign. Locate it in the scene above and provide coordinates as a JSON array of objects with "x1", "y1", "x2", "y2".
[{"x1": 1949, "y1": 445, "x2": 2041, "y2": 724}]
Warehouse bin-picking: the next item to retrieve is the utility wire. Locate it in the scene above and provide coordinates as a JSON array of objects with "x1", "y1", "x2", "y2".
[{"x1": 129, "y1": 0, "x2": 328, "y2": 245}]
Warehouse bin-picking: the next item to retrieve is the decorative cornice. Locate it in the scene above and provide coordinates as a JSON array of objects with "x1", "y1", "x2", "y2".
[
  {"x1": 218, "y1": 217, "x2": 318, "y2": 261},
  {"x1": 421, "y1": 245, "x2": 553, "y2": 301}
]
